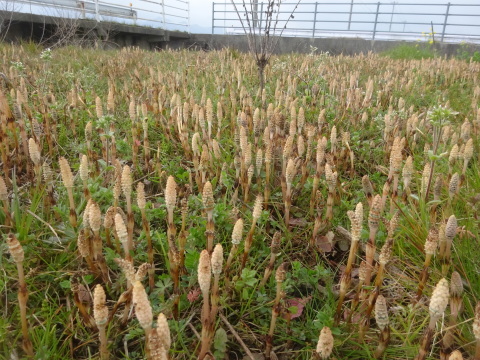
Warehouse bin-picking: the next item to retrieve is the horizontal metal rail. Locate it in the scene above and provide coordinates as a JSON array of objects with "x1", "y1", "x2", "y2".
[
  {"x1": 213, "y1": 1, "x2": 480, "y2": 43},
  {"x1": 8, "y1": 0, "x2": 189, "y2": 31}
]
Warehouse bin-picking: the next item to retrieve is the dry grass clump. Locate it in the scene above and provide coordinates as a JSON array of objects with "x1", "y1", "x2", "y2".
[{"x1": 0, "y1": 43, "x2": 479, "y2": 360}]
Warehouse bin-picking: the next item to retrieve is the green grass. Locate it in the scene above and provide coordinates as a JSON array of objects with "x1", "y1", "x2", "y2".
[{"x1": 381, "y1": 43, "x2": 436, "y2": 60}]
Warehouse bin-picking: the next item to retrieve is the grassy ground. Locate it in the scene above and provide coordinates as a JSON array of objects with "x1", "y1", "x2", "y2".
[{"x1": 0, "y1": 43, "x2": 479, "y2": 360}]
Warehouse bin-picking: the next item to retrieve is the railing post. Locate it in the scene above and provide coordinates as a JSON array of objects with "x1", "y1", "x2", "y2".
[
  {"x1": 389, "y1": 1, "x2": 395, "y2": 32},
  {"x1": 187, "y1": 0, "x2": 190, "y2": 33},
  {"x1": 347, "y1": 0, "x2": 353, "y2": 30},
  {"x1": 441, "y1": 2, "x2": 450, "y2": 42},
  {"x1": 94, "y1": 0, "x2": 100, "y2": 22},
  {"x1": 212, "y1": 2, "x2": 215, "y2": 34},
  {"x1": 372, "y1": 2, "x2": 380, "y2": 40},
  {"x1": 162, "y1": 0, "x2": 166, "y2": 28},
  {"x1": 312, "y1": 2, "x2": 318, "y2": 38}
]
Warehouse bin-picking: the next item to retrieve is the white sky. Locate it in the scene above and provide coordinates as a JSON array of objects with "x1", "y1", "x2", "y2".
[
  {"x1": 11, "y1": 0, "x2": 480, "y2": 36},
  {"x1": 198, "y1": 0, "x2": 480, "y2": 39},
  {"x1": 189, "y1": 0, "x2": 480, "y2": 26}
]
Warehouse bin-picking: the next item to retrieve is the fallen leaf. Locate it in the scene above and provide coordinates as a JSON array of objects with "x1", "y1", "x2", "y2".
[
  {"x1": 288, "y1": 217, "x2": 307, "y2": 227},
  {"x1": 315, "y1": 231, "x2": 335, "y2": 252},
  {"x1": 282, "y1": 296, "x2": 311, "y2": 320},
  {"x1": 187, "y1": 288, "x2": 201, "y2": 303},
  {"x1": 316, "y1": 235, "x2": 333, "y2": 252}
]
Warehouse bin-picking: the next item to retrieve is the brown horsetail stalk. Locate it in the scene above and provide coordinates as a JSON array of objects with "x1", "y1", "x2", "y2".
[
  {"x1": 89, "y1": 201, "x2": 109, "y2": 282},
  {"x1": 59, "y1": 156, "x2": 77, "y2": 228},
  {"x1": 415, "y1": 278, "x2": 449, "y2": 360},
  {"x1": 360, "y1": 239, "x2": 393, "y2": 339},
  {"x1": 79, "y1": 154, "x2": 90, "y2": 201},
  {"x1": 416, "y1": 229, "x2": 439, "y2": 302},
  {"x1": 103, "y1": 206, "x2": 116, "y2": 250},
  {"x1": 142, "y1": 117, "x2": 151, "y2": 171},
  {"x1": 348, "y1": 260, "x2": 367, "y2": 323},
  {"x1": 179, "y1": 197, "x2": 188, "y2": 273},
  {"x1": 244, "y1": 164, "x2": 254, "y2": 203},
  {"x1": 330, "y1": 126, "x2": 337, "y2": 157},
  {"x1": 77, "y1": 228, "x2": 97, "y2": 275},
  {"x1": 462, "y1": 138, "x2": 473, "y2": 176},
  {"x1": 448, "y1": 144, "x2": 459, "y2": 177},
  {"x1": 85, "y1": 121, "x2": 93, "y2": 162},
  {"x1": 132, "y1": 280, "x2": 154, "y2": 352},
  {"x1": 260, "y1": 231, "x2": 282, "y2": 288},
  {"x1": 441, "y1": 271, "x2": 464, "y2": 359},
  {"x1": 121, "y1": 165, "x2": 134, "y2": 256},
  {"x1": 242, "y1": 142, "x2": 252, "y2": 198},
  {"x1": 325, "y1": 163, "x2": 338, "y2": 222},
  {"x1": 113, "y1": 161, "x2": 122, "y2": 208},
  {"x1": 284, "y1": 158, "x2": 296, "y2": 228},
  {"x1": 70, "y1": 278, "x2": 96, "y2": 329},
  {"x1": 441, "y1": 215, "x2": 457, "y2": 275},
  {"x1": 431, "y1": 176, "x2": 443, "y2": 223},
  {"x1": 7, "y1": 234, "x2": 34, "y2": 358},
  {"x1": 362, "y1": 175, "x2": 374, "y2": 207},
  {"x1": 225, "y1": 218, "x2": 244, "y2": 276},
  {"x1": 42, "y1": 162, "x2": 55, "y2": 215},
  {"x1": 28, "y1": 138, "x2": 41, "y2": 187},
  {"x1": 148, "y1": 313, "x2": 171, "y2": 360},
  {"x1": 473, "y1": 302, "x2": 480, "y2": 360},
  {"x1": 255, "y1": 148, "x2": 263, "y2": 188},
  {"x1": 15, "y1": 104, "x2": 29, "y2": 175},
  {"x1": 109, "y1": 123, "x2": 117, "y2": 166},
  {"x1": 203, "y1": 181, "x2": 215, "y2": 253},
  {"x1": 310, "y1": 136, "x2": 327, "y2": 215},
  {"x1": 200, "y1": 145, "x2": 210, "y2": 190},
  {"x1": 335, "y1": 202, "x2": 363, "y2": 324},
  {"x1": 165, "y1": 176, "x2": 180, "y2": 318},
  {"x1": 402, "y1": 155, "x2": 413, "y2": 200},
  {"x1": 0, "y1": 88, "x2": 12, "y2": 177},
  {"x1": 282, "y1": 136, "x2": 293, "y2": 185},
  {"x1": 198, "y1": 249, "x2": 213, "y2": 359},
  {"x1": 311, "y1": 191, "x2": 324, "y2": 247},
  {"x1": 93, "y1": 284, "x2": 109, "y2": 360},
  {"x1": 374, "y1": 294, "x2": 390, "y2": 359},
  {"x1": 380, "y1": 181, "x2": 390, "y2": 214},
  {"x1": 264, "y1": 142, "x2": 272, "y2": 210},
  {"x1": 115, "y1": 213, "x2": 131, "y2": 262},
  {"x1": 137, "y1": 182, "x2": 154, "y2": 290},
  {"x1": 0, "y1": 175, "x2": 11, "y2": 227},
  {"x1": 298, "y1": 129, "x2": 315, "y2": 190},
  {"x1": 265, "y1": 262, "x2": 287, "y2": 360},
  {"x1": 365, "y1": 194, "x2": 382, "y2": 287},
  {"x1": 316, "y1": 326, "x2": 334, "y2": 359},
  {"x1": 449, "y1": 173, "x2": 460, "y2": 201},
  {"x1": 131, "y1": 119, "x2": 139, "y2": 170},
  {"x1": 200, "y1": 244, "x2": 223, "y2": 359},
  {"x1": 241, "y1": 194, "x2": 263, "y2": 271},
  {"x1": 113, "y1": 259, "x2": 151, "y2": 327},
  {"x1": 389, "y1": 138, "x2": 403, "y2": 214}
]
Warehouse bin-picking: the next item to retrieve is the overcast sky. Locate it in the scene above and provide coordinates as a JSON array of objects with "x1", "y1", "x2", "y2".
[
  {"x1": 197, "y1": 0, "x2": 480, "y2": 39},
  {"x1": 12, "y1": 0, "x2": 480, "y2": 38}
]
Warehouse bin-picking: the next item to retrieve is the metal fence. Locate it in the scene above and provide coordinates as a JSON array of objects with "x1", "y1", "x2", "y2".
[
  {"x1": 5, "y1": 0, "x2": 189, "y2": 31},
  {"x1": 212, "y1": 2, "x2": 480, "y2": 43}
]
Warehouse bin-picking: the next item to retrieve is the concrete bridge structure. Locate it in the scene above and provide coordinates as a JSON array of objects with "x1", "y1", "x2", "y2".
[{"x1": 0, "y1": 0, "x2": 190, "y2": 48}]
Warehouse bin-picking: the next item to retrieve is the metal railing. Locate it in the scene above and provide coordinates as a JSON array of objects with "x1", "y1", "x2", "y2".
[
  {"x1": 212, "y1": 2, "x2": 480, "y2": 43},
  {"x1": 7, "y1": 0, "x2": 189, "y2": 31}
]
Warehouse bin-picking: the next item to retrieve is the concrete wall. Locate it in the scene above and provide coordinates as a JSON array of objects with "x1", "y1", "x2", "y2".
[{"x1": 184, "y1": 34, "x2": 479, "y2": 57}]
